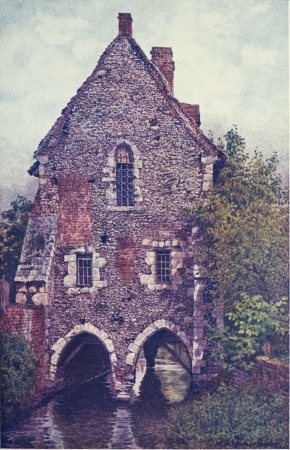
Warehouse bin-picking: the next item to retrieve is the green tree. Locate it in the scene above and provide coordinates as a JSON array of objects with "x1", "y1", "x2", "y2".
[
  {"x1": 211, "y1": 294, "x2": 288, "y2": 371},
  {"x1": 0, "y1": 195, "x2": 32, "y2": 300},
  {"x1": 0, "y1": 332, "x2": 38, "y2": 424},
  {"x1": 189, "y1": 126, "x2": 289, "y2": 368}
]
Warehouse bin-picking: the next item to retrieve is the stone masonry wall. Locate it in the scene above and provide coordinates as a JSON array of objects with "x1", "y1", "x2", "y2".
[{"x1": 16, "y1": 31, "x2": 222, "y2": 398}]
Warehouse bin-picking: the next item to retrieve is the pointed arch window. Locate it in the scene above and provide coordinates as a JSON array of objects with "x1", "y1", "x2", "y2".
[{"x1": 116, "y1": 145, "x2": 134, "y2": 206}]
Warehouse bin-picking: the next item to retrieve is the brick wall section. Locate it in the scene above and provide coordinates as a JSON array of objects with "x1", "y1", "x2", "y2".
[
  {"x1": 57, "y1": 173, "x2": 93, "y2": 246},
  {"x1": 1, "y1": 306, "x2": 47, "y2": 391},
  {"x1": 233, "y1": 359, "x2": 289, "y2": 396},
  {"x1": 180, "y1": 103, "x2": 201, "y2": 127},
  {"x1": 116, "y1": 236, "x2": 136, "y2": 285},
  {"x1": 151, "y1": 47, "x2": 175, "y2": 94},
  {"x1": 118, "y1": 13, "x2": 133, "y2": 37}
]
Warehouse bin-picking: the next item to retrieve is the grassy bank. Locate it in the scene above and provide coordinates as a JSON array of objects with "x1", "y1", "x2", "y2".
[{"x1": 166, "y1": 383, "x2": 289, "y2": 449}]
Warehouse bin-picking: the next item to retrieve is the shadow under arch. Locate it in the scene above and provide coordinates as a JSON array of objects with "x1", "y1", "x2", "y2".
[
  {"x1": 128, "y1": 320, "x2": 193, "y2": 402},
  {"x1": 56, "y1": 332, "x2": 112, "y2": 387},
  {"x1": 126, "y1": 319, "x2": 192, "y2": 370},
  {"x1": 49, "y1": 323, "x2": 117, "y2": 394},
  {"x1": 143, "y1": 328, "x2": 192, "y2": 373}
]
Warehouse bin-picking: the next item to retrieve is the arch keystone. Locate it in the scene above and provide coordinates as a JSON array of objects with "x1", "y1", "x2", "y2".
[
  {"x1": 82, "y1": 323, "x2": 97, "y2": 334},
  {"x1": 73, "y1": 324, "x2": 83, "y2": 334},
  {"x1": 154, "y1": 319, "x2": 169, "y2": 328},
  {"x1": 142, "y1": 323, "x2": 158, "y2": 337}
]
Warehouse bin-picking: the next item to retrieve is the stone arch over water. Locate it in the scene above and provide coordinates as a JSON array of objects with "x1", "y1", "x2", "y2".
[
  {"x1": 49, "y1": 323, "x2": 118, "y2": 384},
  {"x1": 125, "y1": 319, "x2": 192, "y2": 369}
]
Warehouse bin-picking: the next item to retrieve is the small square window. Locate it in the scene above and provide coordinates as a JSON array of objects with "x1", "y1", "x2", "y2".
[
  {"x1": 77, "y1": 254, "x2": 93, "y2": 287},
  {"x1": 156, "y1": 250, "x2": 171, "y2": 283}
]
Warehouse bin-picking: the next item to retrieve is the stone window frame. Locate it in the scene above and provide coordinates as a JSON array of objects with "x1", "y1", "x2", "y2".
[
  {"x1": 139, "y1": 239, "x2": 184, "y2": 291},
  {"x1": 103, "y1": 139, "x2": 143, "y2": 211},
  {"x1": 64, "y1": 246, "x2": 107, "y2": 295}
]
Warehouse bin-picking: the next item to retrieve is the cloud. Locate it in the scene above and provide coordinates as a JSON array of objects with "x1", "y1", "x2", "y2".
[
  {"x1": 241, "y1": 45, "x2": 278, "y2": 69},
  {"x1": 34, "y1": 14, "x2": 89, "y2": 46},
  {"x1": 250, "y1": 1, "x2": 271, "y2": 15},
  {"x1": 0, "y1": 0, "x2": 288, "y2": 210}
]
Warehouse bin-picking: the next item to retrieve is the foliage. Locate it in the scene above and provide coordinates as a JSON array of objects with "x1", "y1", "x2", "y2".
[
  {"x1": 0, "y1": 332, "x2": 38, "y2": 424},
  {"x1": 0, "y1": 195, "x2": 32, "y2": 298},
  {"x1": 166, "y1": 383, "x2": 289, "y2": 449},
  {"x1": 188, "y1": 126, "x2": 289, "y2": 366},
  {"x1": 195, "y1": 126, "x2": 288, "y2": 305},
  {"x1": 209, "y1": 294, "x2": 288, "y2": 371}
]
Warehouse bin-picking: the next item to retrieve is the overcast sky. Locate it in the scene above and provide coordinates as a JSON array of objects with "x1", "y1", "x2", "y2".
[{"x1": 0, "y1": 0, "x2": 288, "y2": 210}]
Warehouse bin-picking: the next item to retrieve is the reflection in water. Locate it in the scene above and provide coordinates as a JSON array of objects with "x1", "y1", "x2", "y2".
[
  {"x1": 52, "y1": 379, "x2": 116, "y2": 449},
  {"x1": 155, "y1": 360, "x2": 191, "y2": 403},
  {"x1": 132, "y1": 357, "x2": 147, "y2": 400},
  {"x1": 2, "y1": 351, "x2": 191, "y2": 449},
  {"x1": 108, "y1": 407, "x2": 140, "y2": 449},
  {"x1": 2, "y1": 378, "x2": 116, "y2": 449},
  {"x1": 131, "y1": 363, "x2": 190, "y2": 449}
]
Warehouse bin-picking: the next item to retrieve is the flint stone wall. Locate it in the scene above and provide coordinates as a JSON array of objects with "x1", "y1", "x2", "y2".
[{"x1": 14, "y1": 34, "x2": 222, "y2": 391}]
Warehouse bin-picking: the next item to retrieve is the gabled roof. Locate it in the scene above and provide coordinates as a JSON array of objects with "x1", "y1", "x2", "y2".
[{"x1": 32, "y1": 33, "x2": 219, "y2": 165}]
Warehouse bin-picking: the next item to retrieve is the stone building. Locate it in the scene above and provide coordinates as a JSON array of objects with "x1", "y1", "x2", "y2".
[{"x1": 14, "y1": 13, "x2": 224, "y2": 400}]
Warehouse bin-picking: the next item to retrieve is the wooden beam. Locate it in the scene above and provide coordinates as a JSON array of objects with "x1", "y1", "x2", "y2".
[{"x1": 163, "y1": 344, "x2": 191, "y2": 375}]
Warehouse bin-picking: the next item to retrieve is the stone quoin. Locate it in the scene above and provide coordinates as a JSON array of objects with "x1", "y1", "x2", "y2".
[{"x1": 12, "y1": 13, "x2": 225, "y2": 400}]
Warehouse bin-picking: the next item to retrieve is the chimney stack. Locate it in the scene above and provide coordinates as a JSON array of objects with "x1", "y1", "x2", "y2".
[
  {"x1": 151, "y1": 47, "x2": 175, "y2": 94},
  {"x1": 118, "y1": 13, "x2": 133, "y2": 37},
  {"x1": 180, "y1": 103, "x2": 201, "y2": 127}
]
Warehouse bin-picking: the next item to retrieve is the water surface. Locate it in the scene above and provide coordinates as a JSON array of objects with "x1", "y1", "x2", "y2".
[{"x1": 2, "y1": 354, "x2": 191, "y2": 449}]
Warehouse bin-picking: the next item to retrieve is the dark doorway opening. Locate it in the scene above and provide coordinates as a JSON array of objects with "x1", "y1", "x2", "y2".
[
  {"x1": 143, "y1": 329, "x2": 191, "y2": 374},
  {"x1": 133, "y1": 329, "x2": 192, "y2": 404},
  {"x1": 56, "y1": 332, "x2": 111, "y2": 388}
]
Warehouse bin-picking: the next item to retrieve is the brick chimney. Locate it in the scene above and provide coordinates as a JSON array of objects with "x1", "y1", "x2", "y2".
[
  {"x1": 180, "y1": 103, "x2": 201, "y2": 127},
  {"x1": 118, "y1": 13, "x2": 133, "y2": 37},
  {"x1": 151, "y1": 47, "x2": 175, "y2": 94}
]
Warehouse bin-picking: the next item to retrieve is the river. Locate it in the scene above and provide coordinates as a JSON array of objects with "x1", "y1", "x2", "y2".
[{"x1": 2, "y1": 354, "x2": 192, "y2": 449}]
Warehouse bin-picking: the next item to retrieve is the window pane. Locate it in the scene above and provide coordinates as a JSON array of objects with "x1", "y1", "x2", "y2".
[
  {"x1": 156, "y1": 250, "x2": 171, "y2": 283},
  {"x1": 77, "y1": 254, "x2": 93, "y2": 287},
  {"x1": 116, "y1": 163, "x2": 134, "y2": 206},
  {"x1": 115, "y1": 146, "x2": 134, "y2": 207}
]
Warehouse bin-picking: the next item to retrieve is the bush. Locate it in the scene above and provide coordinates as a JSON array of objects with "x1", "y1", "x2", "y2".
[
  {"x1": 0, "y1": 332, "x2": 38, "y2": 424},
  {"x1": 209, "y1": 294, "x2": 289, "y2": 372},
  {"x1": 166, "y1": 383, "x2": 289, "y2": 449}
]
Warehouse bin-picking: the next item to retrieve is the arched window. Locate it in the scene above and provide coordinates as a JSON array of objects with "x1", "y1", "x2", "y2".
[{"x1": 115, "y1": 145, "x2": 134, "y2": 206}]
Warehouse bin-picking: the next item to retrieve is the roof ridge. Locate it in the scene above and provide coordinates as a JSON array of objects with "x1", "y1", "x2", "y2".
[
  {"x1": 126, "y1": 38, "x2": 218, "y2": 155},
  {"x1": 34, "y1": 33, "x2": 218, "y2": 160}
]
